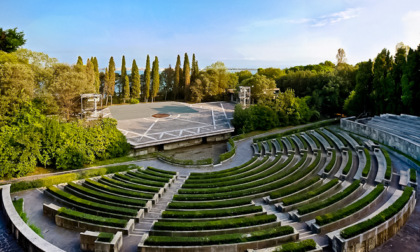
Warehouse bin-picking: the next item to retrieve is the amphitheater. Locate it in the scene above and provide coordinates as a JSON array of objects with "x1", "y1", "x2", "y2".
[{"x1": 0, "y1": 114, "x2": 419, "y2": 252}]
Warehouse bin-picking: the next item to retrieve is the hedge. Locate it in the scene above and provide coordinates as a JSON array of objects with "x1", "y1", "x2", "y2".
[
  {"x1": 307, "y1": 133, "x2": 321, "y2": 148},
  {"x1": 174, "y1": 151, "x2": 319, "y2": 201},
  {"x1": 282, "y1": 178, "x2": 339, "y2": 206},
  {"x1": 315, "y1": 183, "x2": 384, "y2": 225},
  {"x1": 141, "y1": 169, "x2": 173, "y2": 179},
  {"x1": 168, "y1": 198, "x2": 252, "y2": 210},
  {"x1": 157, "y1": 154, "x2": 194, "y2": 165},
  {"x1": 144, "y1": 226, "x2": 294, "y2": 246},
  {"x1": 162, "y1": 205, "x2": 263, "y2": 218},
  {"x1": 13, "y1": 198, "x2": 43, "y2": 237},
  {"x1": 57, "y1": 207, "x2": 127, "y2": 228},
  {"x1": 47, "y1": 186, "x2": 138, "y2": 216},
  {"x1": 350, "y1": 133, "x2": 364, "y2": 145},
  {"x1": 276, "y1": 138, "x2": 285, "y2": 152},
  {"x1": 275, "y1": 239, "x2": 317, "y2": 252},
  {"x1": 324, "y1": 150, "x2": 336, "y2": 173},
  {"x1": 185, "y1": 157, "x2": 269, "y2": 185},
  {"x1": 153, "y1": 214, "x2": 277, "y2": 231},
  {"x1": 101, "y1": 175, "x2": 160, "y2": 192},
  {"x1": 340, "y1": 186, "x2": 413, "y2": 239},
  {"x1": 220, "y1": 139, "x2": 236, "y2": 162},
  {"x1": 410, "y1": 168, "x2": 417, "y2": 183},
  {"x1": 285, "y1": 137, "x2": 296, "y2": 151},
  {"x1": 127, "y1": 170, "x2": 170, "y2": 182},
  {"x1": 382, "y1": 148, "x2": 392, "y2": 180},
  {"x1": 179, "y1": 155, "x2": 285, "y2": 192},
  {"x1": 269, "y1": 176, "x2": 320, "y2": 199},
  {"x1": 296, "y1": 135, "x2": 308, "y2": 149},
  {"x1": 326, "y1": 128, "x2": 349, "y2": 147},
  {"x1": 97, "y1": 232, "x2": 115, "y2": 242},
  {"x1": 362, "y1": 148, "x2": 371, "y2": 177},
  {"x1": 188, "y1": 156, "x2": 258, "y2": 179},
  {"x1": 253, "y1": 119, "x2": 339, "y2": 143},
  {"x1": 315, "y1": 129, "x2": 334, "y2": 147},
  {"x1": 10, "y1": 164, "x2": 136, "y2": 193},
  {"x1": 115, "y1": 172, "x2": 165, "y2": 187},
  {"x1": 297, "y1": 179, "x2": 360, "y2": 215},
  {"x1": 146, "y1": 166, "x2": 176, "y2": 175},
  {"x1": 67, "y1": 182, "x2": 147, "y2": 207},
  {"x1": 342, "y1": 150, "x2": 353, "y2": 175},
  {"x1": 85, "y1": 178, "x2": 154, "y2": 199}
]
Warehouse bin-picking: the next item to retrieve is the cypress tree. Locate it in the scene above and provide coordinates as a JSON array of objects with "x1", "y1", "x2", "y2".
[
  {"x1": 104, "y1": 67, "x2": 110, "y2": 105},
  {"x1": 85, "y1": 59, "x2": 95, "y2": 92},
  {"x1": 93, "y1": 57, "x2": 100, "y2": 93},
  {"x1": 183, "y1": 53, "x2": 191, "y2": 101},
  {"x1": 108, "y1": 56, "x2": 116, "y2": 96},
  {"x1": 131, "y1": 59, "x2": 140, "y2": 99},
  {"x1": 144, "y1": 55, "x2": 151, "y2": 102},
  {"x1": 77, "y1": 56, "x2": 83, "y2": 66},
  {"x1": 191, "y1": 53, "x2": 199, "y2": 82},
  {"x1": 123, "y1": 75, "x2": 130, "y2": 102},
  {"x1": 174, "y1": 55, "x2": 181, "y2": 100},
  {"x1": 152, "y1": 56, "x2": 160, "y2": 102},
  {"x1": 120, "y1": 55, "x2": 127, "y2": 96}
]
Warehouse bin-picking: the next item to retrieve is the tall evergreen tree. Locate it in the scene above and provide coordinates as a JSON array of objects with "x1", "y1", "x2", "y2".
[
  {"x1": 372, "y1": 49, "x2": 393, "y2": 114},
  {"x1": 174, "y1": 55, "x2": 181, "y2": 100},
  {"x1": 85, "y1": 59, "x2": 95, "y2": 92},
  {"x1": 151, "y1": 56, "x2": 160, "y2": 102},
  {"x1": 123, "y1": 75, "x2": 130, "y2": 102},
  {"x1": 120, "y1": 55, "x2": 127, "y2": 97},
  {"x1": 131, "y1": 59, "x2": 140, "y2": 99},
  {"x1": 191, "y1": 53, "x2": 199, "y2": 83},
  {"x1": 108, "y1": 56, "x2": 116, "y2": 96},
  {"x1": 183, "y1": 53, "x2": 191, "y2": 100},
  {"x1": 144, "y1": 55, "x2": 151, "y2": 102},
  {"x1": 401, "y1": 45, "x2": 420, "y2": 115},
  {"x1": 104, "y1": 67, "x2": 110, "y2": 105},
  {"x1": 92, "y1": 57, "x2": 100, "y2": 93},
  {"x1": 77, "y1": 56, "x2": 83, "y2": 66}
]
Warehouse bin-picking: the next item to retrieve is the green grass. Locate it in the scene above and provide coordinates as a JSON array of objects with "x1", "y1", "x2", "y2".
[
  {"x1": 168, "y1": 198, "x2": 252, "y2": 209},
  {"x1": 13, "y1": 198, "x2": 43, "y2": 237},
  {"x1": 362, "y1": 148, "x2": 371, "y2": 177},
  {"x1": 145, "y1": 166, "x2": 177, "y2": 175},
  {"x1": 315, "y1": 183, "x2": 384, "y2": 225},
  {"x1": 115, "y1": 173, "x2": 166, "y2": 187},
  {"x1": 324, "y1": 150, "x2": 336, "y2": 173},
  {"x1": 269, "y1": 176, "x2": 320, "y2": 199},
  {"x1": 101, "y1": 175, "x2": 160, "y2": 192},
  {"x1": 298, "y1": 180, "x2": 360, "y2": 215},
  {"x1": 162, "y1": 205, "x2": 263, "y2": 218},
  {"x1": 58, "y1": 207, "x2": 127, "y2": 228},
  {"x1": 382, "y1": 148, "x2": 392, "y2": 180},
  {"x1": 296, "y1": 135, "x2": 308, "y2": 149},
  {"x1": 97, "y1": 232, "x2": 115, "y2": 242},
  {"x1": 86, "y1": 178, "x2": 154, "y2": 199},
  {"x1": 342, "y1": 150, "x2": 353, "y2": 175},
  {"x1": 340, "y1": 186, "x2": 413, "y2": 239},
  {"x1": 275, "y1": 239, "x2": 317, "y2": 252},
  {"x1": 286, "y1": 136, "x2": 296, "y2": 151},
  {"x1": 189, "y1": 156, "x2": 258, "y2": 179},
  {"x1": 154, "y1": 214, "x2": 277, "y2": 231},
  {"x1": 410, "y1": 168, "x2": 417, "y2": 183},
  {"x1": 145, "y1": 225, "x2": 294, "y2": 246},
  {"x1": 282, "y1": 178, "x2": 339, "y2": 206}
]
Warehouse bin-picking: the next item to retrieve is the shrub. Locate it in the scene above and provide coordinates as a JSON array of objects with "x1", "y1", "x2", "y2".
[
  {"x1": 145, "y1": 225, "x2": 294, "y2": 246},
  {"x1": 85, "y1": 178, "x2": 154, "y2": 199},
  {"x1": 47, "y1": 186, "x2": 139, "y2": 216},
  {"x1": 146, "y1": 166, "x2": 176, "y2": 175},
  {"x1": 195, "y1": 158, "x2": 213, "y2": 165},
  {"x1": 342, "y1": 150, "x2": 353, "y2": 175},
  {"x1": 296, "y1": 135, "x2": 308, "y2": 149},
  {"x1": 167, "y1": 198, "x2": 252, "y2": 209},
  {"x1": 315, "y1": 183, "x2": 383, "y2": 225},
  {"x1": 362, "y1": 148, "x2": 371, "y2": 177},
  {"x1": 154, "y1": 214, "x2": 277, "y2": 231},
  {"x1": 57, "y1": 207, "x2": 127, "y2": 228},
  {"x1": 410, "y1": 168, "x2": 417, "y2": 183},
  {"x1": 13, "y1": 198, "x2": 43, "y2": 237},
  {"x1": 282, "y1": 178, "x2": 339, "y2": 206},
  {"x1": 115, "y1": 173, "x2": 165, "y2": 187},
  {"x1": 340, "y1": 186, "x2": 413, "y2": 239},
  {"x1": 270, "y1": 176, "x2": 320, "y2": 199},
  {"x1": 142, "y1": 168, "x2": 173, "y2": 179},
  {"x1": 162, "y1": 205, "x2": 263, "y2": 218},
  {"x1": 67, "y1": 182, "x2": 147, "y2": 206},
  {"x1": 189, "y1": 156, "x2": 257, "y2": 179},
  {"x1": 220, "y1": 147, "x2": 236, "y2": 162},
  {"x1": 129, "y1": 169, "x2": 171, "y2": 182},
  {"x1": 157, "y1": 153, "x2": 194, "y2": 165},
  {"x1": 97, "y1": 232, "x2": 115, "y2": 242},
  {"x1": 128, "y1": 98, "x2": 139, "y2": 104},
  {"x1": 102, "y1": 175, "x2": 160, "y2": 192},
  {"x1": 275, "y1": 239, "x2": 317, "y2": 252},
  {"x1": 324, "y1": 150, "x2": 336, "y2": 173},
  {"x1": 382, "y1": 148, "x2": 392, "y2": 180},
  {"x1": 315, "y1": 129, "x2": 334, "y2": 147},
  {"x1": 297, "y1": 179, "x2": 360, "y2": 215}
]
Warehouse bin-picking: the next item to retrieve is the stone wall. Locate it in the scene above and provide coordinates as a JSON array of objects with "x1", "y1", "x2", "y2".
[
  {"x1": 0, "y1": 184, "x2": 65, "y2": 252},
  {"x1": 341, "y1": 117, "x2": 420, "y2": 167}
]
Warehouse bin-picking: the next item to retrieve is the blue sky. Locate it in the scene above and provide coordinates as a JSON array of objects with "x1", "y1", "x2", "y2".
[{"x1": 2, "y1": 0, "x2": 420, "y2": 69}]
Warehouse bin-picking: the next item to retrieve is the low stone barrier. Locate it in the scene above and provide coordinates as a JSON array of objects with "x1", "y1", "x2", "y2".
[
  {"x1": 331, "y1": 190, "x2": 416, "y2": 252},
  {"x1": 0, "y1": 184, "x2": 65, "y2": 252}
]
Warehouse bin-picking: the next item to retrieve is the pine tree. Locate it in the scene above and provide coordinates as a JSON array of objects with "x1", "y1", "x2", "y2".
[
  {"x1": 93, "y1": 57, "x2": 100, "y2": 93},
  {"x1": 77, "y1": 56, "x2": 83, "y2": 66},
  {"x1": 123, "y1": 75, "x2": 130, "y2": 102},
  {"x1": 131, "y1": 59, "x2": 140, "y2": 99},
  {"x1": 120, "y1": 55, "x2": 127, "y2": 97},
  {"x1": 108, "y1": 56, "x2": 116, "y2": 96},
  {"x1": 151, "y1": 56, "x2": 160, "y2": 102},
  {"x1": 174, "y1": 55, "x2": 181, "y2": 100},
  {"x1": 183, "y1": 53, "x2": 191, "y2": 101},
  {"x1": 144, "y1": 55, "x2": 151, "y2": 102}
]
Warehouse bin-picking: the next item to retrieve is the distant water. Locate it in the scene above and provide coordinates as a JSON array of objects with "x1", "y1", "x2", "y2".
[
  {"x1": 0, "y1": 211, "x2": 22, "y2": 252},
  {"x1": 112, "y1": 69, "x2": 258, "y2": 75}
]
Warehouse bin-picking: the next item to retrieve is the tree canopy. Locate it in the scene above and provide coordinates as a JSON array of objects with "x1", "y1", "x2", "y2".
[{"x1": 0, "y1": 27, "x2": 26, "y2": 53}]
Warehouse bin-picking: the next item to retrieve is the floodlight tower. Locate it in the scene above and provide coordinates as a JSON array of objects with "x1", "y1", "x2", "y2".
[{"x1": 239, "y1": 86, "x2": 251, "y2": 108}]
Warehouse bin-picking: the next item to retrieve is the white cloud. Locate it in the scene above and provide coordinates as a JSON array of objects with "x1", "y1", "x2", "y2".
[{"x1": 290, "y1": 8, "x2": 361, "y2": 27}]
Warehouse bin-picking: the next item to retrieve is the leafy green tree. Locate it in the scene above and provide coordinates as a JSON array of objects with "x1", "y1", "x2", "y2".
[
  {"x1": 183, "y1": 53, "x2": 191, "y2": 100},
  {"x1": 401, "y1": 45, "x2": 420, "y2": 115},
  {"x1": 92, "y1": 57, "x2": 100, "y2": 93},
  {"x1": 131, "y1": 59, "x2": 140, "y2": 99},
  {"x1": 160, "y1": 65, "x2": 174, "y2": 100},
  {"x1": 240, "y1": 74, "x2": 276, "y2": 102},
  {"x1": 108, "y1": 56, "x2": 116, "y2": 96},
  {"x1": 120, "y1": 55, "x2": 127, "y2": 97},
  {"x1": 85, "y1": 59, "x2": 95, "y2": 92},
  {"x1": 144, "y1": 55, "x2": 151, "y2": 102},
  {"x1": 123, "y1": 75, "x2": 130, "y2": 102},
  {"x1": 236, "y1": 70, "x2": 253, "y2": 83},
  {"x1": 257, "y1": 68, "x2": 285, "y2": 80},
  {"x1": 0, "y1": 27, "x2": 26, "y2": 53},
  {"x1": 151, "y1": 56, "x2": 159, "y2": 102},
  {"x1": 174, "y1": 55, "x2": 181, "y2": 100},
  {"x1": 372, "y1": 49, "x2": 393, "y2": 114}
]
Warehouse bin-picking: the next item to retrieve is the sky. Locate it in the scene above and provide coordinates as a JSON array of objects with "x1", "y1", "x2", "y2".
[{"x1": 2, "y1": 0, "x2": 420, "y2": 69}]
